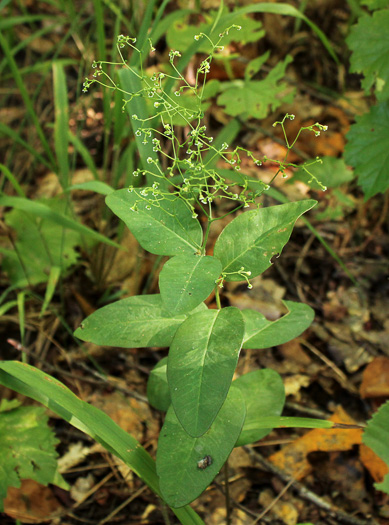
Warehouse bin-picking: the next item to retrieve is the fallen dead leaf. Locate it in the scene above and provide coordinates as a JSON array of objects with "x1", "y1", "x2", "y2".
[
  {"x1": 360, "y1": 357, "x2": 389, "y2": 398},
  {"x1": 360, "y1": 443, "x2": 389, "y2": 483},
  {"x1": 4, "y1": 479, "x2": 63, "y2": 523},
  {"x1": 269, "y1": 406, "x2": 363, "y2": 479}
]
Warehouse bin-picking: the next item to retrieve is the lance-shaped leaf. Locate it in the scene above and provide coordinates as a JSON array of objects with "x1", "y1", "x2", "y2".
[
  {"x1": 234, "y1": 369, "x2": 285, "y2": 447},
  {"x1": 363, "y1": 400, "x2": 389, "y2": 494},
  {"x1": 160, "y1": 254, "x2": 222, "y2": 315},
  {"x1": 106, "y1": 189, "x2": 203, "y2": 256},
  {"x1": 243, "y1": 300, "x2": 315, "y2": 349},
  {"x1": 156, "y1": 386, "x2": 245, "y2": 508},
  {"x1": 168, "y1": 307, "x2": 245, "y2": 437},
  {"x1": 74, "y1": 295, "x2": 206, "y2": 348},
  {"x1": 214, "y1": 200, "x2": 317, "y2": 281}
]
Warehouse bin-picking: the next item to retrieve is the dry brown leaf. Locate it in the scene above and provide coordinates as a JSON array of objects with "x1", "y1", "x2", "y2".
[
  {"x1": 4, "y1": 479, "x2": 63, "y2": 523},
  {"x1": 269, "y1": 406, "x2": 363, "y2": 479},
  {"x1": 360, "y1": 443, "x2": 389, "y2": 483},
  {"x1": 360, "y1": 357, "x2": 389, "y2": 399}
]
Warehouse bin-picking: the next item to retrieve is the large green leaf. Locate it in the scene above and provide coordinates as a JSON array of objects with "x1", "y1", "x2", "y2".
[
  {"x1": 234, "y1": 369, "x2": 285, "y2": 447},
  {"x1": 159, "y1": 254, "x2": 222, "y2": 315},
  {"x1": 347, "y1": 9, "x2": 389, "y2": 100},
  {"x1": 156, "y1": 386, "x2": 245, "y2": 508},
  {"x1": 0, "y1": 362, "x2": 204, "y2": 525},
  {"x1": 217, "y1": 55, "x2": 295, "y2": 120},
  {"x1": 242, "y1": 300, "x2": 314, "y2": 349},
  {"x1": 168, "y1": 307, "x2": 245, "y2": 437},
  {"x1": 147, "y1": 357, "x2": 171, "y2": 412},
  {"x1": 363, "y1": 400, "x2": 389, "y2": 494},
  {"x1": 344, "y1": 101, "x2": 389, "y2": 199},
  {"x1": 106, "y1": 189, "x2": 203, "y2": 256},
  {"x1": 214, "y1": 200, "x2": 317, "y2": 281},
  {"x1": 0, "y1": 400, "x2": 66, "y2": 511},
  {"x1": 74, "y1": 295, "x2": 206, "y2": 348}
]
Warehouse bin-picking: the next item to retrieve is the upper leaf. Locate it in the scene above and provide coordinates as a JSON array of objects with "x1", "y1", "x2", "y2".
[
  {"x1": 347, "y1": 9, "x2": 389, "y2": 100},
  {"x1": 344, "y1": 101, "x2": 389, "y2": 199},
  {"x1": 74, "y1": 294, "x2": 206, "y2": 348},
  {"x1": 214, "y1": 200, "x2": 317, "y2": 281},
  {"x1": 217, "y1": 55, "x2": 295, "y2": 119},
  {"x1": 168, "y1": 307, "x2": 245, "y2": 437},
  {"x1": 234, "y1": 369, "x2": 285, "y2": 447},
  {"x1": 106, "y1": 189, "x2": 203, "y2": 256},
  {"x1": 156, "y1": 386, "x2": 245, "y2": 508},
  {"x1": 243, "y1": 300, "x2": 315, "y2": 349},
  {"x1": 159, "y1": 254, "x2": 222, "y2": 315}
]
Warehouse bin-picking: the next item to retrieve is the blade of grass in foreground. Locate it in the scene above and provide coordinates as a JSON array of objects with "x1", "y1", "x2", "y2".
[{"x1": 0, "y1": 361, "x2": 205, "y2": 524}]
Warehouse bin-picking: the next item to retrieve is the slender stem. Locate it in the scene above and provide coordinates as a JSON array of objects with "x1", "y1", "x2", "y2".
[
  {"x1": 215, "y1": 286, "x2": 221, "y2": 310},
  {"x1": 224, "y1": 461, "x2": 231, "y2": 525}
]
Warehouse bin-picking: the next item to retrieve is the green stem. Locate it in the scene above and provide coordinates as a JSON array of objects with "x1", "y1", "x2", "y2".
[{"x1": 215, "y1": 287, "x2": 221, "y2": 310}]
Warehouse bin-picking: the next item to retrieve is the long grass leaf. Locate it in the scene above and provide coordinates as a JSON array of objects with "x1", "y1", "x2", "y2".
[
  {"x1": 0, "y1": 164, "x2": 25, "y2": 197},
  {"x1": 0, "y1": 196, "x2": 122, "y2": 249},
  {"x1": 0, "y1": 31, "x2": 56, "y2": 167},
  {"x1": 68, "y1": 132, "x2": 99, "y2": 181},
  {"x1": 40, "y1": 266, "x2": 61, "y2": 317},
  {"x1": 53, "y1": 62, "x2": 70, "y2": 189},
  {"x1": 0, "y1": 362, "x2": 205, "y2": 525},
  {"x1": 0, "y1": 123, "x2": 52, "y2": 170}
]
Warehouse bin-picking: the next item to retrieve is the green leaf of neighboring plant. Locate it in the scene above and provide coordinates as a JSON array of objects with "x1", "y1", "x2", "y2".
[
  {"x1": 166, "y1": 11, "x2": 265, "y2": 54},
  {"x1": 0, "y1": 362, "x2": 204, "y2": 525},
  {"x1": 347, "y1": 9, "x2": 389, "y2": 100},
  {"x1": 74, "y1": 295, "x2": 207, "y2": 348},
  {"x1": 159, "y1": 254, "x2": 222, "y2": 315},
  {"x1": 147, "y1": 357, "x2": 171, "y2": 411},
  {"x1": 217, "y1": 55, "x2": 295, "y2": 120},
  {"x1": 363, "y1": 400, "x2": 389, "y2": 494},
  {"x1": 293, "y1": 157, "x2": 354, "y2": 190},
  {"x1": 0, "y1": 402, "x2": 65, "y2": 511},
  {"x1": 1, "y1": 199, "x2": 85, "y2": 287},
  {"x1": 106, "y1": 189, "x2": 203, "y2": 256},
  {"x1": 214, "y1": 200, "x2": 317, "y2": 282},
  {"x1": 156, "y1": 385, "x2": 246, "y2": 508},
  {"x1": 234, "y1": 369, "x2": 285, "y2": 447},
  {"x1": 168, "y1": 307, "x2": 245, "y2": 437},
  {"x1": 242, "y1": 300, "x2": 315, "y2": 349},
  {"x1": 344, "y1": 101, "x2": 389, "y2": 199}
]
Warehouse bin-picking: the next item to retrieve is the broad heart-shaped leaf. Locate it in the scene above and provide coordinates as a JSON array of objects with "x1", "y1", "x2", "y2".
[
  {"x1": 106, "y1": 189, "x2": 203, "y2": 256},
  {"x1": 156, "y1": 386, "x2": 245, "y2": 508},
  {"x1": 0, "y1": 362, "x2": 204, "y2": 525},
  {"x1": 160, "y1": 254, "x2": 222, "y2": 315},
  {"x1": 344, "y1": 101, "x2": 389, "y2": 199},
  {"x1": 214, "y1": 200, "x2": 317, "y2": 282},
  {"x1": 74, "y1": 295, "x2": 206, "y2": 348},
  {"x1": 242, "y1": 300, "x2": 315, "y2": 349},
  {"x1": 363, "y1": 400, "x2": 389, "y2": 494},
  {"x1": 0, "y1": 401, "x2": 66, "y2": 510},
  {"x1": 147, "y1": 357, "x2": 171, "y2": 412},
  {"x1": 346, "y1": 9, "x2": 389, "y2": 101},
  {"x1": 217, "y1": 55, "x2": 295, "y2": 119},
  {"x1": 168, "y1": 307, "x2": 245, "y2": 437},
  {"x1": 233, "y1": 369, "x2": 285, "y2": 447}
]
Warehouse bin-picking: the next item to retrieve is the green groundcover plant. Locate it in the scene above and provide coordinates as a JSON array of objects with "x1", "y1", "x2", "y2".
[{"x1": 1, "y1": 27, "x2": 388, "y2": 523}]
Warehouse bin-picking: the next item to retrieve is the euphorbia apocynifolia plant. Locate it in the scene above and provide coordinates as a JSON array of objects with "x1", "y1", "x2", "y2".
[{"x1": 77, "y1": 29, "x2": 327, "y2": 507}]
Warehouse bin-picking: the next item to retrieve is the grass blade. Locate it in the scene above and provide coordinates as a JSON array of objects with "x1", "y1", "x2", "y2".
[
  {"x1": 0, "y1": 362, "x2": 205, "y2": 524},
  {"x1": 53, "y1": 62, "x2": 70, "y2": 189}
]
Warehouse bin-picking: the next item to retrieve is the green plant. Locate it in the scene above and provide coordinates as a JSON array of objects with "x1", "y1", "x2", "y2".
[
  {"x1": 75, "y1": 30, "x2": 331, "y2": 508},
  {"x1": 344, "y1": 1, "x2": 389, "y2": 198}
]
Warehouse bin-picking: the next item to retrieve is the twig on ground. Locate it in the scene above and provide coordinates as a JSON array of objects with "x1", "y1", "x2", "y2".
[{"x1": 243, "y1": 446, "x2": 378, "y2": 525}]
